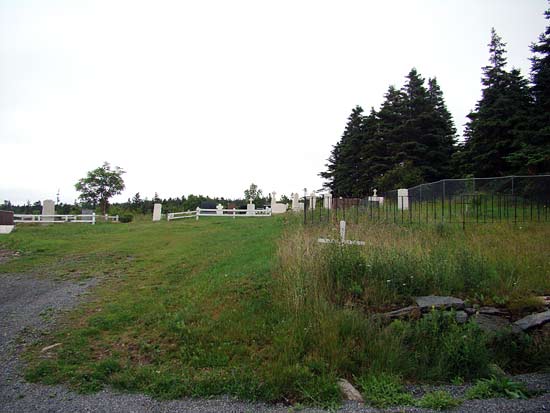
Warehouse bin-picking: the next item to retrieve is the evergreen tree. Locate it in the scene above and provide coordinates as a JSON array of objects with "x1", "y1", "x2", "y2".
[
  {"x1": 462, "y1": 29, "x2": 532, "y2": 177},
  {"x1": 357, "y1": 108, "x2": 390, "y2": 193},
  {"x1": 371, "y1": 85, "x2": 407, "y2": 191},
  {"x1": 508, "y1": 7, "x2": 550, "y2": 174},
  {"x1": 427, "y1": 77, "x2": 457, "y2": 178},
  {"x1": 398, "y1": 69, "x2": 456, "y2": 182},
  {"x1": 320, "y1": 106, "x2": 365, "y2": 196}
]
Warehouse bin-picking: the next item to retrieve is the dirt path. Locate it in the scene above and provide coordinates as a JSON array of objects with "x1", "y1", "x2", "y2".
[{"x1": 1, "y1": 271, "x2": 550, "y2": 413}]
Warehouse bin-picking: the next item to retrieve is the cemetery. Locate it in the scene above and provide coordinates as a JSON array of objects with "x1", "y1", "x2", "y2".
[
  {"x1": 1, "y1": 2, "x2": 550, "y2": 412},
  {"x1": 1, "y1": 189, "x2": 550, "y2": 410}
]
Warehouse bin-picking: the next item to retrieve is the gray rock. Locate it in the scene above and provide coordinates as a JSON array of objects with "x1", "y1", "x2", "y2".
[
  {"x1": 478, "y1": 306, "x2": 508, "y2": 316},
  {"x1": 337, "y1": 379, "x2": 364, "y2": 403},
  {"x1": 383, "y1": 305, "x2": 419, "y2": 319},
  {"x1": 415, "y1": 295, "x2": 465, "y2": 311},
  {"x1": 514, "y1": 310, "x2": 550, "y2": 331},
  {"x1": 472, "y1": 314, "x2": 520, "y2": 334},
  {"x1": 455, "y1": 310, "x2": 469, "y2": 324}
]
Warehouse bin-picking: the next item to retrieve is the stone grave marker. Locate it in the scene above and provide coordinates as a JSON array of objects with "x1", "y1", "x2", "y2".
[
  {"x1": 152, "y1": 203, "x2": 162, "y2": 221},
  {"x1": 42, "y1": 200, "x2": 55, "y2": 223}
]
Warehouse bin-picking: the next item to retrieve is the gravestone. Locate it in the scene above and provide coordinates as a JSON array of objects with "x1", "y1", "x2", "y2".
[
  {"x1": 323, "y1": 193, "x2": 332, "y2": 209},
  {"x1": 292, "y1": 192, "x2": 303, "y2": 211},
  {"x1": 246, "y1": 199, "x2": 255, "y2": 215},
  {"x1": 309, "y1": 192, "x2": 316, "y2": 209},
  {"x1": 216, "y1": 204, "x2": 224, "y2": 215},
  {"x1": 368, "y1": 189, "x2": 384, "y2": 205},
  {"x1": 152, "y1": 203, "x2": 162, "y2": 221},
  {"x1": 397, "y1": 188, "x2": 409, "y2": 210},
  {"x1": 42, "y1": 200, "x2": 55, "y2": 222},
  {"x1": 270, "y1": 192, "x2": 287, "y2": 214},
  {"x1": 0, "y1": 210, "x2": 14, "y2": 234}
]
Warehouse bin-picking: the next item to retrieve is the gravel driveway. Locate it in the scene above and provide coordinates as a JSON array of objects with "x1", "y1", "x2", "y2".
[{"x1": 1, "y1": 271, "x2": 550, "y2": 413}]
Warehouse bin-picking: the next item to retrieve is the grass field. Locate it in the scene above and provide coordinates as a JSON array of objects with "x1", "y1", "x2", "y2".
[{"x1": 1, "y1": 216, "x2": 550, "y2": 408}]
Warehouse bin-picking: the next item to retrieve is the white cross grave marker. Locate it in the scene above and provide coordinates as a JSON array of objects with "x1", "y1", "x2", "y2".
[{"x1": 318, "y1": 220, "x2": 365, "y2": 246}]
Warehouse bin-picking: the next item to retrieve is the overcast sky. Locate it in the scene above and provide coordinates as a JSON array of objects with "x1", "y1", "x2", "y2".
[{"x1": 1, "y1": 0, "x2": 548, "y2": 205}]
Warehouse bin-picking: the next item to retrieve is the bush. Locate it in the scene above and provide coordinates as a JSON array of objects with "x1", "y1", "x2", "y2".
[
  {"x1": 466, "y1": 376, "x2": 529, "y2": 400},
  {"x1": 416, "y1": 390, "x2": 461, "y2": 410},
  {"x1": 119, "y1": 214, "x2": 133, "y2": 223},
  {"x1": 401, "y1": 311, "x2": 491, "y2": 381},
  {"x1": 357, "y1": 373, "x2": 414, "y2": 407}
]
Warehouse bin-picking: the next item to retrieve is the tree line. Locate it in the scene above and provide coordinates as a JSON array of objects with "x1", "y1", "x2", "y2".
[
  {"x1": 1, "y1": 180, "x2": 277, "y2": 216},
  {"x1": 321, "y1": 9, "x2": 550, "y2": 197}
]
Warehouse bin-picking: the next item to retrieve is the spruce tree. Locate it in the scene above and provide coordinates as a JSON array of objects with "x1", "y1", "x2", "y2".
[
  {"x1": 427, "y1": 77, "x2": 457, "y2": 179},
  {"x1": 320, "y1": 106, "x2": 365, "y2": 196},
  {"x1": 508, "y1": 7, "x2": 550, "y2": 174},
  {"x1": 463, "y1": 29, "x2": 532, "y2": 177}
]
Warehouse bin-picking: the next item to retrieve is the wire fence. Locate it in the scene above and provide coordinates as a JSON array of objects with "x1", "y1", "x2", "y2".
[{"x1": 303, "y1": 175, "x2": 550, "y2": 228}]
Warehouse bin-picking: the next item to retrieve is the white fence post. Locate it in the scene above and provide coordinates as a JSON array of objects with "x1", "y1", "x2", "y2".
[
  {"x1": 233, "y1": 208, "x2": 236, "y2": 219},
  {"x1": 196, "y1": 207, "x2": 200, "y2": 221},
  {"x1": 92, "y1": 212, "x2": 96, "y2": 225}
]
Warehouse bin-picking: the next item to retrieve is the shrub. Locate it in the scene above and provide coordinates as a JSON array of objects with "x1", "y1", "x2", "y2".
[
  {"x1": 119, "y1": 214, "x2": 133, "y2": 223},
  {"x1": 416, "y1": 390, "x2": 461, "y2": 410},
  {"x1": 357, "y1": 373, "x2": 414, "y2": 408},
  {"x1": 402, "y1": 311, "x2": 491, "y2": 381},
  {"x1": 466, "y1": 376, "x2": 529, "y2": 400}
]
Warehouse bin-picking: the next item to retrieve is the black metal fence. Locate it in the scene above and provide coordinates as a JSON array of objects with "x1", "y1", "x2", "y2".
[{"x1": 303, "y1": 175, "x2": 550, "y2": 228}]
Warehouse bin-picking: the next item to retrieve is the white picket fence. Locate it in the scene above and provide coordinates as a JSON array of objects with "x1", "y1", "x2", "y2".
[
  {"x1": 167, "y1": 207, "x2": 271, "y2": 221},
  {"x1": 13, "y1": 214, "x2": 119, "y2": 225}
]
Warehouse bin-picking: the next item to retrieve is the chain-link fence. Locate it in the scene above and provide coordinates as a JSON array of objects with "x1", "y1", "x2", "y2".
[{"x1": 303, "y1": 175, "x2": 550, "y2": 227}]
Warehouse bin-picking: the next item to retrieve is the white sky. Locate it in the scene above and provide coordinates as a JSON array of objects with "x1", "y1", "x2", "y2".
[{"x1": 1, "y1": 0, "x2": 548, "y2": 205}]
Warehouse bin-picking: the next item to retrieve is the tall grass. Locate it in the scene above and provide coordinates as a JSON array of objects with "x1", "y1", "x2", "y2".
[{"x1": 272, "y1": 222, "x2": 550, "y2": 386}]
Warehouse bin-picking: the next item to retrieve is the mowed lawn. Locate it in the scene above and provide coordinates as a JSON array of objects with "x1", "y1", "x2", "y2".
[{"x1": 0, "y1": 216, "x2": 298, "y2": 402}]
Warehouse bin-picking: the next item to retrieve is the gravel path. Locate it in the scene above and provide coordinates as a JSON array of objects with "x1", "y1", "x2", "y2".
[{"x1": 1, "y1": 271, "x2": 550, "y2": 413}]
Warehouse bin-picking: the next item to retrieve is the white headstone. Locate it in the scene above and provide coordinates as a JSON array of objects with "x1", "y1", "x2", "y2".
[
  {"x1": 309, "y1": 192, "x2": 316, "y2": 209},
  {"x1": 42, "y1": 199, "x2": 55, "y2": 222},
  {"x1": 397, "y1": 188, "x2": 409, "y2": 210},
  {"x1": 324, "y1": 193, "x2": 333, "y2": 209},
  {"x1": 368, "y1": 189, "x2": 384, "y2": 205},
  {"x1": 339, "y1": 220, "x2": 346, "y2": 241},
  {"x1": 246, "y1": 201, "x2": 255, "y2": 215},
  {"x1": 153, "y1": 203, "x2": 162, "y2": 221},
  {"x1": 216, "y1": 204, "x2": 224, "y2": 215},
  {"x1": 292, "y1": 192, "x2": 301, "y2": 211}
]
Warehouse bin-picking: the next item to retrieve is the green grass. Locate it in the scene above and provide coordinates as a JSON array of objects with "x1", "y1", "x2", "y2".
[
  {"x1": 4, "y1": 216, "x2": 340, "y2": 405},
  {"x1": 357, "y1": 373, "x2": 415, "y2": 407},
  {"x1": 416, "y1": 390, "x2": 461, "y2": 410},
  {"x1": 2, "y1": 217, "x2": 550, "y2": 407},
  {"x1": 466, "y1": 376, "x2": 530, "y2": 400}
]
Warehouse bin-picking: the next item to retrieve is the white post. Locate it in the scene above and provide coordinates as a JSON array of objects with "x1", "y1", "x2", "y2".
[
  {"x1": 92, "y1": 212, "x2": 96, "y2": 225},
  {"x1": 115, "y1": 215, "x2": 119, "y2": 222},
  {"x1": 339, "y1": 220, "x2": 346, "y2": 242},
  {"x1": 153, "y1": 203, "x2": 162, "y2": 221},
  {"x1": 196, "y1": 207, "x2": 200, "y2": 221},
  {"x1": 397, "y1": 188, "x2": 409, "y2": 210},
  {"x1": 233, "y1": 208, "x2": 236, "y2": 219}
]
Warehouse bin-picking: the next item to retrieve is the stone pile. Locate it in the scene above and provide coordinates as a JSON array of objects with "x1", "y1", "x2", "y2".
[{"x1": 383, "y1": 295, "x2": 550, "y2": 334}]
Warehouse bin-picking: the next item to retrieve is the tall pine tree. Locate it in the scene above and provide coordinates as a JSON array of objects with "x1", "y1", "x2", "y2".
[
  {"x1": 320, "y1": 106, "x2": 365, "y2": 196},
  {"x1": 507, "y1": 6, "x2": 550, "y2": 174},
  {"x1": 462, "y1": 29, "x2": 532, "y2": 177}
]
